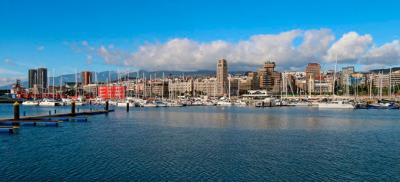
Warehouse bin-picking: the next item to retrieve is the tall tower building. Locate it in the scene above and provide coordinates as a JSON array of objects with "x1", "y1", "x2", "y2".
[
  {"x1": 37, "y1": 68, "x2": 48, "y2": 89},
  {"x1": 81, "y1": 71, "x2": 93, "y2": 85},
  {"x1": 305, "y1": 63, "x2": 321, "y2": 79},
  {"x1": 258, "y1": 61, "x2": 276, "y2": 90},
  {"x1": 28, "y1": 69, "x2": 38, "y2": 88},
  {"x1": 216, "y1": 59, "x2": 228, "y2": 96},
  {"x1": 305, "y1": 63, "x2": 321, "y2": 93}
]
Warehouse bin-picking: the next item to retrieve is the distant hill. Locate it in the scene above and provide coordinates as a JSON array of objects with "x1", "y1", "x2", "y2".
[{"x1": 0, "y1": 70, "x2": 247, "y2": 89}]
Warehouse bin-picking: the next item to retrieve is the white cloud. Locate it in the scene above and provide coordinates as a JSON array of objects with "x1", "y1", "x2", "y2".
[
  {"x1": 362, "y1": 40, "x2": 400, "y2": 66},
  {"x1": 325, "y1": 32, "x2": 373, "y2": 63},
  {"x1": 98, "y1": 45, "x2": 129, "y2": 65},
  {"x1": 0, "y1": 68, "x2": 23, "y2": 75},
  {"x1": 0, "y1": 77, "x2": 17, "y2": 86},
  {"x1": 0, "y1": 68, "x2": 24, "y2": 86},
  {"x1": 70, "y1": 29, "x2": 400, "y2": 71},
  {"x1": 37, "y1": 45, "x2": 45, "y2": 51},
  {"x1": 124, "y1": 29, "x2": 336, "y2": 71}
]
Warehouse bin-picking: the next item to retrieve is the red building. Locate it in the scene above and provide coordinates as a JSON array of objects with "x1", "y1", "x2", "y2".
[{"x1": 98, "y1": 86, "x2": 125, "y2": 99}]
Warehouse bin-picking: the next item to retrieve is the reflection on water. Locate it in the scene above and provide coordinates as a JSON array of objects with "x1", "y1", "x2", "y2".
[
  {"x1": 0, "y1": 104, "x2": 400, "y2": 180},
  {"x1": 128, "y1": 106, "x2": 400, "y2": 131}
]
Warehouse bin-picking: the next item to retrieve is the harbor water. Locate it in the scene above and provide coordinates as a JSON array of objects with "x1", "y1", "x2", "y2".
[{"x1": 1, "y1": 104, "x2": 400, "y2": 180}]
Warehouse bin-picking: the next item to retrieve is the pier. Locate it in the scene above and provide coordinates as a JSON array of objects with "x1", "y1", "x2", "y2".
[{"x1": 0, "y1": 102, "x2": 114, "y2": 133}]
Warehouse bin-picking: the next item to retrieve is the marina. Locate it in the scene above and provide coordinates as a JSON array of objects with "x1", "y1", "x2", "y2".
[
  {"x1": 1, "y1": 0, "x2": 400, "y2": 180},
  {"x1": 1, "y1": 104, "x2": 399, "y2": 180}
]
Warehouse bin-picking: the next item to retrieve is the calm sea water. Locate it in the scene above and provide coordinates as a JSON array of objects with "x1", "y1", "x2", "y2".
[{"x1": 1, "y1": 104, "x2": 400, "y2": 181}]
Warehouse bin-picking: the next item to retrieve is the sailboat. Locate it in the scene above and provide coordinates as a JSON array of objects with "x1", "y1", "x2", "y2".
[
  {"x1": 22, "y1": 100, "x2": 39, "y2": 106},
  {"x1": 39, "y1": 98, "x2": 62, "y2": 106},
  {"x1": 39, "y1": 70, "x2": 62, "y2": 106},
  {"x1": 318, "y1": 100, "x2": 354, "y2": 109}
]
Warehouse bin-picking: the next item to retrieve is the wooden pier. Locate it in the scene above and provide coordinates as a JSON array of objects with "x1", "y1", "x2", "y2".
[{"x1": 0, "y1": 102, "x2": 114, "y2": 132}]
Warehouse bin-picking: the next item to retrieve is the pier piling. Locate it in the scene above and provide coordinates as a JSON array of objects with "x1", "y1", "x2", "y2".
[
  {"x1": 126, "y1": 103, "x2": 130, "y2": 112},
  {"x1": 13, "y1": 102, "x2": 20, "y2": 120},
  {"x1": 105, "y1": 101, "x2": 109, "y2": 111},
  {"x1": 71, "y1": 101, "x2": 76, "y2": 115}
]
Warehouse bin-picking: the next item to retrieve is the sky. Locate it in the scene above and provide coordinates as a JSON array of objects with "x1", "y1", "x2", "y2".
[{"x1": 1, "y1": 0, "x2": 400, "y2": 86}]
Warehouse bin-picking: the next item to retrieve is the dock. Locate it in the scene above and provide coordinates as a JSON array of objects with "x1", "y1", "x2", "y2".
[
  {"x1": 0, "y1": 101, "x2": 115, "y2": 134},
  {"x1": 0, "y1": 110, "x2": 113, "y2": 123}
]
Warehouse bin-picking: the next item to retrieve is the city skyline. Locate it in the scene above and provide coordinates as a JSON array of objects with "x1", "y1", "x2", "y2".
[{"x1": 1, "y1": 0, "x2": 400, "y2": 86}]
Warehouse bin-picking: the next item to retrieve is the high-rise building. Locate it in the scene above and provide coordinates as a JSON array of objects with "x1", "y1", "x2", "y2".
[
  {"x1": 305, "y1": 63, "x2": 321, "y2": 80},
  {"x1": 216, "y1": 59, "x2": 228, "y2": 96},
  {"x1": 37, "y1": 68, "x2": 48, "y2": 89},
  {"x1": 28, "y1": 69, "x2": 38, "y2": 88},
  {"x1": 305, "y1": 63, "x2": 320, "y2": 93},
  {"x1": 258, "y1": 61, "x2": 276, "y2": 90},
  {"x1": 81, "y1": 71, "x2": 93, "y2": 85}
]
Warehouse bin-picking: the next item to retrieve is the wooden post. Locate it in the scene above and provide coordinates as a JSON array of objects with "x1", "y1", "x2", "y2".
[
  {"x1": 105, "y1": 101, "x2": 109, "y2": 111},
  {"x1": 71, "y1": 101, "x2": 76, "y2": 115},
  {"x1": 13, "y1": 102, "x2": 20, "y2": 120},
  {"x1": 126, "y1": 102, "x2": 130, "y2": 112}
]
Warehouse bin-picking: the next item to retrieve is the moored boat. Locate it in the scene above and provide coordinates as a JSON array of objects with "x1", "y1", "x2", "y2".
[
  {"x1": 39, "y1": 99, "x2": 62, "y2": 107},
  {"x1": 318, "y1": 101, "x2": 354, "y2": 109},
  {"x1": 22, "y1": 100, "x2": 39, "y2": 106}
]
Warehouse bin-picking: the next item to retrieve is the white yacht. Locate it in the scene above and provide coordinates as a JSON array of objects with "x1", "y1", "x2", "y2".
[
  {"x1": 142, "y1": 102, "x2": 158, "y2": 107},
  {"x1": 22, "y1": 100, "x2": 39, "y2": 106},
  {"x1": 116, "y1": 101, "x2": 130, "y2": 107},
  {"x1": 39, "y1": 99, "x2": 62, "y2": 107},
  {"x1": 216, "y1": 100, "x2": 233, "y2": 106},
  {"x1": 166, "y1": 102, "x2": 183, "y2": 107},
  {"x1": 318, "y1": 101, "x2": 354, "y2": 109}
]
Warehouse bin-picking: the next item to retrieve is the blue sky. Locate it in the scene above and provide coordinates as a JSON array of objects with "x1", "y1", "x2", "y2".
[{"x1": 1, "y1": 0, "x2": 400, "y2": 85}]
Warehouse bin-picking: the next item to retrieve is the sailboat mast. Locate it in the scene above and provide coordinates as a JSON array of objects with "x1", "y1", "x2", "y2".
[
  {"x1": 333, "y1": 55, "x2": 337, "y2": 97},
  {"x1": 52, "y1": 69, "x2": 55, "y2": 100},
  {"x1": 162, "y1": 72, "x2": 165, "y2": 101},
  {"x1": 228, "y1": 74, "x2": 231, "y2": 100},
  {"x1": 389, "y1": 67, "x2": 392, "y2": 99},
  {"x1": 75, "y1": 69, "x2": 78, "y2": 98}
]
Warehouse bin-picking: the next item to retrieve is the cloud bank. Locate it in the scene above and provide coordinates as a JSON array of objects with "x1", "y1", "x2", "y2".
[{"x1": 79, "y1": 28, "x2": 400, "y2": 71}]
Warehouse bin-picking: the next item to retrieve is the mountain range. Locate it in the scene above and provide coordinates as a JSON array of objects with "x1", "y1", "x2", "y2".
[{"x1": 0, "y1": 70, "x2": 247, "y2": 89}]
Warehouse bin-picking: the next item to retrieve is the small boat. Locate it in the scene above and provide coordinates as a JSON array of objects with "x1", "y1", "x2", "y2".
[
  {"x1": 142, "y1": 103, "x2": 158, "y2": 107},
  {"x1": 255, "y1": 98, "x2": 276, "y2": 107},
  {"x1": 74, "y1": 101, "x2": 86, "y2": 106},
  {"x1": 318, "y1": 101, "x2": 354, "y2": 109},
  {"x1": 116, "y1": 102, "x2": 130, "y2": 107},
  {"x1": 191, "y1": 101, "x2": 204, "y2": 106},
  {"x1": 275, "y1": 99, "x2": 288, "y2": 106},
  {"x1": 155, "y1": 101, "x2": 167, "y2": 107},
  {"x1": 166, "y1": 102, "x2": 183, "y2": 107},
  {"x1": 204, "y1": 101, "x2": 216, "y2": 106},
  {"x1": 216, "y1": 100, "x2": 233, "y2": 106},
  {"x1": 22, "y1": 100, "x2": 39, "y2": 106},
  {"x1": 39, "y1": 99, "x2": 62, "y2": 107},
  {"x1": 287, "y1": 102, "x2": 310, "y2": 107},
  {"x1": 234, "y1": 100, "x2": 247, "y2": 106},
  {"x1": 368, "y1": 102, "x2": 399, "y2": 110}
]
